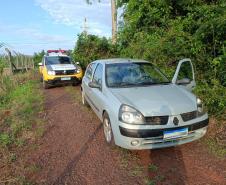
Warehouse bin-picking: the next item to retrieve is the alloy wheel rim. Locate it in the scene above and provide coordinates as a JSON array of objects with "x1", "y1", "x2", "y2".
[{"x1": 103, "y1": 118, "x2": 112, "y2": 143}]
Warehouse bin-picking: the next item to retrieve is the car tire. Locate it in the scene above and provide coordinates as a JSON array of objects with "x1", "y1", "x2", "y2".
[
  {"x1": 43, "y1": 80, "x2": 49, "y2": 89},
  {"x1": 72, "y1": 82, "x2": 79, "y2": 86},
  {"x1": 81, "y1": 90, "x2": 89, "y2": 106},
  {"x1": 103, "y1": 112, "x2": 115, "y2": 146}
]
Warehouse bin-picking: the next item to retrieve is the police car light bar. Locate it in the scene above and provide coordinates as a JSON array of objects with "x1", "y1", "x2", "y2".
[{"x1": 47, "y1": 50, "x2": 67, "y2": 53}]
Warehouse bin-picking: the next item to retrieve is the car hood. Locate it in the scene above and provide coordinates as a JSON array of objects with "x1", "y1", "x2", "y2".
[
  {"x1": 110, "y1": 84, "x2": 197, "y2": 116},
  {"x1": 47, "y1": 64, "x2": 76, "y2": 71}
]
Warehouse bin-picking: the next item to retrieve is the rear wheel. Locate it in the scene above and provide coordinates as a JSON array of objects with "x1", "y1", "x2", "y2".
[{"x1": 103, "y1": 112, "x2": 115, "y2": 146}]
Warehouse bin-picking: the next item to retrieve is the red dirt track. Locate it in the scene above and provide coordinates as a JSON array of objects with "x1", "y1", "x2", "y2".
[{"x1": 28, "y1": 86, "x2": 226, "y2": 185}]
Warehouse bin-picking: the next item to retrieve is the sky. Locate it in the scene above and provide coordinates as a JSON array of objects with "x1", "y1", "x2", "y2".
[{"x1": 0, "y1": 0, "x2": 112, "y2": 55}]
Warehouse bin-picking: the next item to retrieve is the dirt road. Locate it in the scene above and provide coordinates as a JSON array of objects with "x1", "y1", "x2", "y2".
[{"x1": 28, "y1": 86, "x2": 226, "y2": 185}]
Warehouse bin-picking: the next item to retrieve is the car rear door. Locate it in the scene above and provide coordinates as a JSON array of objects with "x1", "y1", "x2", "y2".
[
  {"x1": 172, "y1": 58, "x2": 196, "y2": 91},
  {"x1": 82, "y1": 62, "x2": 97, "y2": 104},
  {"x1": 88, "y1": 63, "x2": 104, "y2": 119}
]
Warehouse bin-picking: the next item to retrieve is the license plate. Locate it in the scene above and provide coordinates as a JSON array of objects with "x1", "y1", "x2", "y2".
[
  {"x1": 163, "y1": 128, "x2": 188, "y2": 140},
  {"x1": 61, "y1": 77, "x2": 71, "y2": 81}
]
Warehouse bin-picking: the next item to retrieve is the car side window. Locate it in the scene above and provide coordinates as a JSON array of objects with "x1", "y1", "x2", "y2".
[
  {"x1": 92, "y1": 64, "x2": 103, "y2": 87},
  {"x1": 177, "y1": 62, "x2": 193, "y2": 81},
  {"x1": 85, "y1": 63, "x2": 96, "y2": 80}
]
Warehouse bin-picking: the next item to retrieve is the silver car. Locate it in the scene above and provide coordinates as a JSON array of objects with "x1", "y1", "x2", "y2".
[{"x1": 81, "y1": 58, "x2": 208, "y2": 150}]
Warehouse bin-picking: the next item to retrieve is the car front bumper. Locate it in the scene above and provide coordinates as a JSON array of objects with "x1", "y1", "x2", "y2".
[
  {"x1": 113, "y1": 116, "x2": 209, "y2": 150},
  {"x1": 46, "y1": 76, "x2": 81, "y2": 86}
]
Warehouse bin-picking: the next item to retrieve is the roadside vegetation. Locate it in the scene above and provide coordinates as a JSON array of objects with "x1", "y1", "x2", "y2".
[
  {"x1": 0, "y1": 69, "x2": 44, "y2": 184},
  {"x1": 72, "y1": 0, "x2": 226, "y2": 158}
]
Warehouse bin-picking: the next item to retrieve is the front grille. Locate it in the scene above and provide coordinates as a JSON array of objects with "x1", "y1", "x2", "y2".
[
  {"x1": 145, "y1": 116, "x2": 169, "y2": 125},
  {"x1": 55, "y1": 70, "x2": 75, "y2": 75},
  {"x1": 119, "y1": 118, "x2": 209, "y2": 138},
  {"x1": 181, "y1": 111, "x2": 197, "y2": 122}
]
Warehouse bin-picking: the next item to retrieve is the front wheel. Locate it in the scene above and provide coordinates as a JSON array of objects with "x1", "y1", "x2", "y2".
[
  {"x1": 72, "y1": 81, "x2": 79, "y2": 86},
  {"x1": 43, "y1": 80, "x2": 49, "y2": 89},
  {"x1": 103, "y1": 112, "x2": 115, "y2": 146}
]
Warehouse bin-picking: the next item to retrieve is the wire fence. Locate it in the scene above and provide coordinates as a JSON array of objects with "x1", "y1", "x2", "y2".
[{"x1": 0, "y1": 42, "x2": 34, "y2": 75}]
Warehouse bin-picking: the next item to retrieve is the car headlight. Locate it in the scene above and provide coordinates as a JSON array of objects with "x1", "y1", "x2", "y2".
[
  {"x1": 47, "y1": 70, "x2": 55, "y2": 76},
  {"x1": 119, "y1": 104, "x2": 145, "y2": 124},
  {"x1": 76, "y1": 68, "x2": 81, "y2": 74},
  {"x1": 197, "y1": 98, "x2": 205, "y2": 116}
]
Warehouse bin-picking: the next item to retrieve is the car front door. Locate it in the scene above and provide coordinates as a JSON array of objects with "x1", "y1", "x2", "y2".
[
  {"x1": 88, "y1": 63, "x2": 104, "y2": 119},
  {"x1": 172, "y1": 58, "x2": 196, "y2": 91}
]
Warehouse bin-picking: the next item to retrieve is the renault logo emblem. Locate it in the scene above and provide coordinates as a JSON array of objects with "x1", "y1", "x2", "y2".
[{"x1": 173, "y1": 117, "x2": 179, "y2": 125}]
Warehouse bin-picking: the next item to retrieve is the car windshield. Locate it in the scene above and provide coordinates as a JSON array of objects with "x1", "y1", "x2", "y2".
[
  {"x1": 106, "y1": 62, "x2": 170, "y2": 88},
  {"x1": 45, "y1": 56, "x2": 71, "y2": 65}
]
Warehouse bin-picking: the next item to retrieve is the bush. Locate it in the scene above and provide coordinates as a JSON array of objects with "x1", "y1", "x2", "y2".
[
  {"x1": 194, "y1": 80, "x2": 226, "y2": 118},
  {"x1": 73, "y1": 33, "x2": 118, "y2": 69}
]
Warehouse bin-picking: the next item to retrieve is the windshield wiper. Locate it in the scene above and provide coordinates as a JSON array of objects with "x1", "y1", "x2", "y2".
[{"x1": 119, "y1": 82, "x2": 138, "y2": 86}]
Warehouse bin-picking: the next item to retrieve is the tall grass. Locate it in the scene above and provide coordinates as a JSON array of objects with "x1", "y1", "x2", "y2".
[
  {"x1": 0, "y1": 71, "x2": 43, "y2": 147},
  {"x1": 0, "y1": 70, "x2": 44, "y2": 184}
]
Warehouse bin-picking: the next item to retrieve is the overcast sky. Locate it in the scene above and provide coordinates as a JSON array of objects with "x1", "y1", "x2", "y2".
[{"x1": 0, "y1": 0, "x2": 112, "y2": 54}]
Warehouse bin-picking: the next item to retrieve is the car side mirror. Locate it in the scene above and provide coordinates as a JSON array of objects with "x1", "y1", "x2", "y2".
[
  {"x1": 88, "y1": 81, "x2": 101, "y2": 89},
  {"x1": 177, "y1": 78, "x2": 191, "y2": 85},
  {"x1": 38, "y1": 62, "x2": 43, "y2": 66}
]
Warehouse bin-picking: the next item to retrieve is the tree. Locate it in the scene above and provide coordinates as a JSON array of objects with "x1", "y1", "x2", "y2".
[
  {"x1": 73, "y1": 33, "x2": 117, "y2": 68},
  {"x1": 33, "y1": 50, "x2": 45, "y2": 67}
]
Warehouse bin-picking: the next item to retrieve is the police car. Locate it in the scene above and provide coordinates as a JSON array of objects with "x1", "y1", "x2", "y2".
[{"x1": 39, "y1": 50, "x2": 83, "y2": 89}]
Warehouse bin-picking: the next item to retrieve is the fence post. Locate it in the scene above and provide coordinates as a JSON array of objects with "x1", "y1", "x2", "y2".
[
  {"x1": 32, "y1": 58, "x2": 34, "y2": 69},
  {"x1": 5, "y1": 48, "x2": 13, "y2": 74},
  {"x1": 22, "y1": 55, "x2": 24, "y2": 70},
  {"x1": 26, "y1": 56, "x2": 28, "y2": 71},
  {"x1": 16, "y1": 55, "x2": 19, "y2": 69}
]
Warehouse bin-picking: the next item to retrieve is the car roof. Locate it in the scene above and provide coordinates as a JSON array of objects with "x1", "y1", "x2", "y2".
[{"x1": 93, "y1": 58, "x2": 150, "y2": 64}]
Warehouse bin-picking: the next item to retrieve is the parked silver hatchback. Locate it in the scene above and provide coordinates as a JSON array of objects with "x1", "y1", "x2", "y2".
[{"x1": 81, "y1": 58, "x2": 208, "y2": 150}]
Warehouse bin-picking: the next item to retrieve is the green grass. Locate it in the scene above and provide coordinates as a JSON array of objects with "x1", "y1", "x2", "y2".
[
  {"x1": 0, "y1": 77, "x2": 43, "y2": 147},
  {"x1": 0, "y1": 71, "x2": 44, "y2": 184},
  {"x1": 205, "y1": 138, "x2": 226, "y2": 158},
  {"x1": 144, "y1": 175, "x2": 165, "y2": 185},
  {"x1": 129, "y1": 165, "x2": 144, "y2": 177},
  {"x1": 148, "y1": 164, "x2": 158, "y2": 172},
  {"x1": 144, "y1": 179, "x2": 156, "y2": 185}
]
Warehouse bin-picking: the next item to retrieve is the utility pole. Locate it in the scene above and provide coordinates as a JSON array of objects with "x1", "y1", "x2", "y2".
[
  {"x1": 82, "y1": 17, "x2": 89, "y2": 35},
  {"x1": 85, "y1": 0, "x2": 117, "y2": 43},
  {"x1": 111, "y1": 0, "x2": 117, "y2": 44}
]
